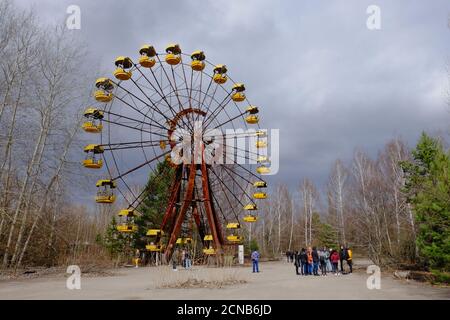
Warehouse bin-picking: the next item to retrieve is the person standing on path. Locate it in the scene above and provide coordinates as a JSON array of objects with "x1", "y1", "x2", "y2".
[
  {"x1": 339, "y1": 245, "x2": 347, "y2": 273},
  {"x1": 306, "y1": 247, "x2": 313, "y2": 275},
  {"x1": 184, "y1": 249, "x2": 192, "y2": 269},
  {"x1": 319, "y1": 247, "x2": 328, "y2": 276},
  {"x1": 251, "y1": 250, "x2": 260, "y2": 273},
  {"x1": 172, "y1": 248, "x2": 180, "y2": 271},
  {"x1": 312, "y1": 247, "x2": 320, "y2": 276},
  {"x1": 346, "y1": 247, "x2": 353, "y2": 273},
  {"x1": 330, "y1": 249, "x2": 340, "y2": 275},
  {"x1": 299, "y1": 248, "x2": 307, "y2": 275},
  {"x1": 294, "y1": 251, "x2": 300, "y2": 275}
]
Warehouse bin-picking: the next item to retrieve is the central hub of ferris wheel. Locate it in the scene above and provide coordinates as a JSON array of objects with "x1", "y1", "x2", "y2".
[{"x1": 82, "y1": 43, "x2": 270, "y2": 262}]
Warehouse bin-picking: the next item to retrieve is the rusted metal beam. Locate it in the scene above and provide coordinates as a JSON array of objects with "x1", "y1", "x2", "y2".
[{"x1": 164, "y1": 162, "x2": 196, "y2": 260}]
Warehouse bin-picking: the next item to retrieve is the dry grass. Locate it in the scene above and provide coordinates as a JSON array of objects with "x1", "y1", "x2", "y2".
[{"x1": 152, "y1": 266, "x2": 247, "y2": 289}]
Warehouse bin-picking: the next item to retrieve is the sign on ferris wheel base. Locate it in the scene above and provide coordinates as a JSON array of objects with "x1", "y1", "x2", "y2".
[{"x1": 238, "y1": 245, "x2": 244, "y2": 265}]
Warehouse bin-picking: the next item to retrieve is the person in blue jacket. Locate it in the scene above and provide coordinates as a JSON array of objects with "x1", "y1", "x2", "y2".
[{"x1": 251, "y1": 250, "x2": 260, "y2": 273}]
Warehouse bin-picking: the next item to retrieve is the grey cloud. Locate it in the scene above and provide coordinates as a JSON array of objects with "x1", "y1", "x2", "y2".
[{"x1": 16, "y1": 0, "x2": 450, "y2": 202}]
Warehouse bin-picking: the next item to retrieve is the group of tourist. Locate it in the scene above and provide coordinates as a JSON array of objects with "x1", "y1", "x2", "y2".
[
  {"x1": 290, "y1": 245, "x2": 353, "y2": 276},
  {"x1": 171, "y1": 248, "x2": 192, "y2": 271}
]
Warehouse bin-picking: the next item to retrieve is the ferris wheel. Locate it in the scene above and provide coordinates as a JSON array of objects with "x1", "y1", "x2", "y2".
[{"x1": 82, "y1": 43, "x2": 270, "y2": 259}]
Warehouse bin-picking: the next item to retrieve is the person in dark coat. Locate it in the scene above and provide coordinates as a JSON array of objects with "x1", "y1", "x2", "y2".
[
  {"x1": 299, "y1": 248, "x2": 307, "y2": 275},
  {"x1": 339, "y1": 245, "x2": 347, "y2": 273},
  {"x1": 294, "y1": 251, "x2": 300, "y2": 275},
  {"x1": 312, "y1": 247, "x2": 320, "y2": 276}
]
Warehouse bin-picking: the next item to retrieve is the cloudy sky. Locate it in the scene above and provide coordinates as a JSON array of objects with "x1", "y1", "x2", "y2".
[{"x1": 16, "y1": 0, "x2": 450, "y2": 198}]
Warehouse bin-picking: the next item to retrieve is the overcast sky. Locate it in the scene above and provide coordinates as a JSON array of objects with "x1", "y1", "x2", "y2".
[{"x1": 16, "y1": 0, "x2": 450, "y2": 200}]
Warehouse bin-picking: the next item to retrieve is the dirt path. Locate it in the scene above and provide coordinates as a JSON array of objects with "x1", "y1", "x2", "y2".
[{"x1": 0, "y1": 260, "x2": 448, "y2": 300}]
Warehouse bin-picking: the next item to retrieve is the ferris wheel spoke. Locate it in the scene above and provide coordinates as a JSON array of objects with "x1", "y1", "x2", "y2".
[
  {"x1": 154, "y1": 56, "x2": 195, "y2": 132},
  {"x1": 179, "y1": 60, "x2": 198, "y2": 131},
  {"x1": 127, "y1": 165, "x2": 172, "y2": 210},
  {"x1": 198, "y1": 83, "x2": 219, "y2": 125},
  {"x1": 112, "y1": 79, "x2": 171, "y2": 123},
  {"x1": 223, "y1": 140, "x2": 264, "y2": 159},
  {"x1": 128, "y1": 77, "x2": 171, "y2": 122},
  {"x1": 210, "y1": 170, "x2": 241, "y2": 223},
  {"x1": 111, "y1": 94, "x2": 167, "y2": 131},
  {"x1": 144, "y1": 65, "x2": 187, "y2": 122},
  {"x1": 209, "y1": 167, "x2": 246, "y2": 207},
  {"x1": 155, "y1": 57, "x2": 184, "y2": 112},
  {"x1": 102, "y1": 118, "x2": 167, "y2": 139},
  {"x1": 221, "y1": 164, "x2": 254, "y2": 186},
  {"x1": 101, "y1": 140, "x2": 169, "y2": 151},
  {"x1": 195, "y1": 74, "x2": 214, "y2": 123},
  {"x1": 111, "y1": 150, "x2": 171, "y2": 181},
  {"x1": 219, "y1": 165, "x2": 254, "y2": 203},
  {"x1": 134, "y1": 65, "x2": 180, "y2": 121},
  {"x1": 202, "y1": 92, "x2": 233, "y2": 128},
  {"x1": 221, "y1": 151, "x2": 267, "y2": 183},
  {"x1": 210, "y1": 187, "x2": 231, "y2": 223},
  {"x1": 170, "y1": 65, "x2": 194, "y2": 132},
  {"x1": 209, "y1": 109, "x2": 248, "y2": 131},
  {"x1": 105, "y1": 110, "x2": 167, "y2": 131}
]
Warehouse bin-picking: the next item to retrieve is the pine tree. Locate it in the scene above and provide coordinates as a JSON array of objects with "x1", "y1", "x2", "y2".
[
  {"x1": 401, "y1": 132, "x2": 450, "y2": 272},
  {"x1": 133, "y1": 161, "x2": 175, "y2": 250},
  {"x1": 99, "y1": 216, "x2": 127, "y2": 258}
]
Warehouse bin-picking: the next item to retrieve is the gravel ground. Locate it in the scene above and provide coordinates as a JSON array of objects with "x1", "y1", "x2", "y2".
[{"x1": 0, "y1": 259, "x2": 448, "y2": 300}]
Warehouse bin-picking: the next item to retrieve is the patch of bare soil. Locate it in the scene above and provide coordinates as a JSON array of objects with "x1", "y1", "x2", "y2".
[{"x1": 159, "y1": 278, "x2": 247, "y2": 289}]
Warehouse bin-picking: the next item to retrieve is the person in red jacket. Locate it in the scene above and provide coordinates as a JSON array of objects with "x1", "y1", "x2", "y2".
[{"x1": 330, "y1": 249, "x2": 340, "y2": 275}]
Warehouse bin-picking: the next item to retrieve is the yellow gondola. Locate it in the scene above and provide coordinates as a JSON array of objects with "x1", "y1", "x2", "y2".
[
  {"x1": 226, "y1": 222, "x2": 240, "y2": 229},
  {"x1": 257, "y1": 156, "x2": 268, "y2": 163},
  {"x1": 82, "y1": 108, "x2": 104, "y2": 133},
  {"x1": 245, "y1": 115, "x2": 259, "y2": 124},
  {"x1": 243, "y1": 215, "x2": 258, "y2": 223},
  {"x1": 94, "y1": 77, "x2": 114, "y2": 102},
  {"x1": 114, "y1": 56, "x2": 133, "y2": 81},
  {"x1": 191, "y1": 50, "x2": 205, "y2": 71},
  {"x1": 146, "y1": 229, "x2": 164, "y2": 236},
  {"x1": 165, "y1": 44, "x2": 181, "y2": 65},
  {"x1": 146, "y1": 244, "x2": 164, "y2": 252},
  {"x1": 256, "y1": 140, "x2": 267, "y2": 148},
  {"x1": 139, "y1": 45, "x2": 156, "y2": 68},
  {"x1": 253, "y1": 192, "x2": 267, "y2": 199},
  {"x1": 231, "y1": 83, "x2": 246, "y2": 102},
  {"x1": 204, "y1": 234, "x2": 213, "y2": 241},
  {"x1": 83, "y1": 144, "x2": 104, "y2": 169},
  {"x1": 95, "y1": 179, "x2": 116, "y2": 203},
  {"x1": 246, "y1": 106, "x2": 259, "y2": 114},
  {"x1": 244, "y1": 203, "x2": 257, "y2": 210},
  {"x1": 227, "y1": 235, "x2": 243, "y2": 242},
  {"x1": 176, "y1": 237, "x2": 193, "y2": 245},
  {"x1": 256, "y1": 130, "x2": 267, "y2": 137},
  {"x1": 253, "y1": 181, "x2": 267, "y2": 188},
  {"x1": 117, "y1": 224, "x2": 138, "y2": 233},
  {"x1": 203, "y1": 247, "x2": 216, "y2": 255},
  {"x1": 226, "y1": 222, "x2": 242, "y2": 243},
  {"x1": 146, "y1": 229, "x2": 164, "y2": 251},
  {"x1": 213, "y1": 64, "x2": 227, "y2": 84},
  {"x1": 257, "y1": 165, "x2": 270, "y2": 174},
  {"x1": 203, "y1": 234, "x2": 215, "y2": 254},
  {"x1": 118, "y1": 209, "x2": 135, "y2": 217}
]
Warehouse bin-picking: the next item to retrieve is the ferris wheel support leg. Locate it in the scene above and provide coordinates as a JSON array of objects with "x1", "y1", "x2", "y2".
[
  {"x1": 192, "y1": 206, "x2": 206, "y2": 246},
  {"x1": 160, "y1": 167, "x2": 183, "y2": 231},
  {"x1": 164, "y1": 163, "x2": 196, "y2": 260},
  {"x1": 201, "y1": 160, "x2": 224, "y2": 266}
]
